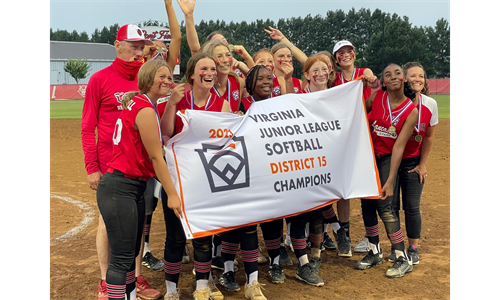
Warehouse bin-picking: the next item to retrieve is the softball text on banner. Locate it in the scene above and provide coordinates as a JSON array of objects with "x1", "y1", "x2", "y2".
[{"x1": 165, "y1": 80, "x2": 381, "y2": 239}]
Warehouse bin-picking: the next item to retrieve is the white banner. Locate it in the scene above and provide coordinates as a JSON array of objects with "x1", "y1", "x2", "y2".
[{"x1": 165, "y1": 80, "x2": 381, "y2": 239}]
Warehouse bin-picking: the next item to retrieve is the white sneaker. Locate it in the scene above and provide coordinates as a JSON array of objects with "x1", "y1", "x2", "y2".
[{"x1": 354, "y1": 236, "x2": 370, "y2": 253}]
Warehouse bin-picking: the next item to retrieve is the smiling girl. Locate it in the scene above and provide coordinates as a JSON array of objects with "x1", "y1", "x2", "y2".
[
  {"x1": 96, "y1": 59, "x2": 181, "y2": 300},
  {"x1": 202, "y1": 39, "x2": 246, "y2": 113},
  {"x1": 356, "y1": 63, "x2": 418, "y2": 279},
  {"x1": 388, "y1": 62, "x2": 438, "y2": 265},
  {"x1": 333, "y1": 40, "x2": 378, "y2": 100},
  {"x1": 159, "y1": 52, "x2": 229, "y2": 300}
]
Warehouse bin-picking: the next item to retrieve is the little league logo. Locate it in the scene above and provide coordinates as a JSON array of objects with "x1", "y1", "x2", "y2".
[
  {"x1": 273, "y1": 86, "x2": 281, "y2": 95},
  {"x1": 195, "y1": 135, "x2": 250, "y2": 193},
  {"x1": 232, "y1": 90, "x2": 240, "y2": 100}
]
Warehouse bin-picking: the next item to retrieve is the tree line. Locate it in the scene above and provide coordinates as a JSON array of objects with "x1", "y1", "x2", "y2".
[{"x1": 50, "y1": 8, "x2": 450, "y2": 79}]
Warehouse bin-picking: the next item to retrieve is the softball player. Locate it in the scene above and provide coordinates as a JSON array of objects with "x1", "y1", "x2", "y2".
[
  {"x1": 96, "y1": 59, "x2": 181, "y2": 300},
  {"x1": 356, "y1": 63, "x2": 418, "y2": 278},
  {"x1": 159, "y1": 52, "x2": 229, "y2": 300}
]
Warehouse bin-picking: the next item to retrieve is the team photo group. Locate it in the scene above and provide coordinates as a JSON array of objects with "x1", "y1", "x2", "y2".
[{"x1": 81, "y1": 0, "x2": 439, "y2": 300}]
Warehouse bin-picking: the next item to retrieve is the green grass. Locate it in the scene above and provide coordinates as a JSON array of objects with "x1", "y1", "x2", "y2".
[
  {"x1": 431, "y1": 94, "x2": 450, "y2": 119},
  {"x1": 50, "y1": 94, "x2": 451, "y2": 119},
  {"x1": 50, "y1": 99, "x2": 84, "y2": 119}
]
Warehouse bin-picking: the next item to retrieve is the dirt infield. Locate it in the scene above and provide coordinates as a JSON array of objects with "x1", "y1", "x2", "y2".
[{"x1": 50, "y1": 118, "x2": 450, "y2": 300}]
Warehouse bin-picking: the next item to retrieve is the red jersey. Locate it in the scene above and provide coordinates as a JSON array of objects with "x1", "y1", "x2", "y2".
[
  {"x1": 334, "y1": 68, "x2": 372, "y2": 100},
  {"x1": 108, "y1": 94, "x2": 160, "y2": 179},
  {"x1": 211, "y1": 75, "x2": 241, "y2": 113},
  {"x1": 271, "y1": 75, "x2": 301, "y2": 96},
  {"x1": 403, "y1": 94, "x2": 439, "y2": 159},
  {"x1": 240, "y1": 95, "x2": 257, "y2": 112},
  {"x1": 174, "y1": 90, "x2": 227, "y2": 136},
  {"x1": 233, "y1": 67, "x2": 244, "y2": 78},
  {"x1": 81, "y1": 62, "x2": 139, "y2": 175},
  {"x1": 368, "y1": 90, "x2": 416, "y2": 157}
]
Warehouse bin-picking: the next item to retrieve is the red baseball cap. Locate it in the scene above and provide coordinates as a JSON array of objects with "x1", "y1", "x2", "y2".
[{"x1": 116, "y1": 24, "x2": 154, "y2": 45}]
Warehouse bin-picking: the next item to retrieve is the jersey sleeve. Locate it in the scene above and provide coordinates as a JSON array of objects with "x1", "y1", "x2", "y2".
[
  {"x1": 426, "y1": 96, "x2": 439, "y2": 126},
  {"x1": 81, "y1": 73, "x2": 102, "y2": 175}
]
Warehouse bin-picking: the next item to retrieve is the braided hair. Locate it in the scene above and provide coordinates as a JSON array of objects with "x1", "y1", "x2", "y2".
[
  {"x1": 239, "y1": 65, "x2": 271, "y2": 113},
  {"x1": 245, "y1": 64, "x2": 271, "y2": 96}
]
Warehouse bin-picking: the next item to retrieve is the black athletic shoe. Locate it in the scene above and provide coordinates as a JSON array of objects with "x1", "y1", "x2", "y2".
[
  {"x1": 323, "y1": 232, "x2": 337, "y2": 250},
  {"x1": 408, "y1": 246, "x2": 420, "y2": 265},
  {"x1": 336, "y1": 228, "x2": 352, "y2": 257},
  {"x1": 142, "y1": 251, "x2": 164, "y2": 271},
  {"x1": 355, "y1": 250, "x2": 384, "y2": 270},
  {"x1": 309, "y1": 256, "x2": 322, "y2": 275},
  {"x1": 295, "y1": 263, "x2": 324, "y2": 287},
  {"x1": 220, "y1": 271, "x2": 240, "y2": 291},
  {"x1": 279, "y1": 246, "x2": 293, "y2": 266},
  {"x1": 386, "y1": 256, "x2": 413, "y2": 278},
  {"x1": 269, "y1": 263, "x2": 285, "y2": 284},
  {"x1": 211, "y1": 256, "x2": 224, "y2": 270}
]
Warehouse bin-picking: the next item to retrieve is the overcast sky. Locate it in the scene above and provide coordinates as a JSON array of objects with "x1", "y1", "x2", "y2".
[{"x1": 50, "y1": 0, "x2": 450, "y2": 35}]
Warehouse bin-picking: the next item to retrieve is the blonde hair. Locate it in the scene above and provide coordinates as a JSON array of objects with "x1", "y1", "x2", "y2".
[
  {"x1": 201, "y1": 39, "x2": 239, "y2": 82},
  {"x1": 270, "y1": 42, "x2": 291, "y2": 55},
  {"x1": 121, "y1": 59, "x2": 171, "y2": 109}
]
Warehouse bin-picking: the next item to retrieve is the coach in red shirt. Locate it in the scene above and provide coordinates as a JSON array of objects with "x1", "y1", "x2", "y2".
[{"x1": 81, "y1": 24, "x2": 161, "y2": 300}]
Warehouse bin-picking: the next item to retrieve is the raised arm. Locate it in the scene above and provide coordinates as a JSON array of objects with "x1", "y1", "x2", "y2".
[
  {"x1": 232, "y1": 45, "x2": 254, "y2": 71},
  {"x1": 264, "y1": 26, "x2": 308, "y2": 65},
  {"x1": 177, "y1": 0, "x2": 201, "y2": 56},
  {"x1": 164, "y1": 0, "x2": 181, "y2": 71}
]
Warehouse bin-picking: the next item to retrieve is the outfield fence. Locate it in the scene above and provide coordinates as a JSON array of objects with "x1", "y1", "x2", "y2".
[{"x1": 50, "y1": 79, "x2": 450, "y2": 100}]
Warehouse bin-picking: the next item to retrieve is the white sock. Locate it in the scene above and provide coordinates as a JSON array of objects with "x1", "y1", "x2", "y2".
[
  {"x1": 323, "y1": 223, "x2": 328, "y2": 233},
  {"x1": 224, "y1": 260, "x2": 234, "y2": 273},
  {"x1": 196, "y1": 279, "x2": 208, "y2": 290},
  {"x1": 305, "y1": 222, "x2": 310, "y2": 237},
  {"x1": 143, "y1": 242, "x2": 150, "y2": 256},
  {"x1": 311, "y1": 247, "x2": 321, "y2": 257},
  {"x1": 272, "y1": 256, "x2": 280, "y2": 265},
  {"x1": 332, "y1": 223, "x2": 341, "y2": 233},
  {"x1": 127, "y1": 289, "x2": 136, "y2": 300},
  {"x1": 298, "y1": 254, "x2": 309, "y2": 266},
  {"x1": 216, "y1": 245, "x2": 222, "y2": 257},
  {"x1": 247, "y1": 271, "x2": 258, "y2": 285},
  {"x1": 166, "y1": 281, "x2": 177, "y2": 295},
  {"x1": 370, "y1": 242, "x2": 379, "y2": 254},
  {"x1": 395, "y1": 249, "x2": 406, "y2": 259}
]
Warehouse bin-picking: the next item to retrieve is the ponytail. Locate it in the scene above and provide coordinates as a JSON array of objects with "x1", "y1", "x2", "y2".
[{"x1": 121, "y1": 91, "x2": 140, "y2": 110}]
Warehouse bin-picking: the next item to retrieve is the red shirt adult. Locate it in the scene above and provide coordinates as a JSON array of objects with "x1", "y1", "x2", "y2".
[
  {"x1": 108, "y1": 94, "x2": 159, "y2": 179},
  {"x1": 174, "y1": 90, "x2": 227, "y2": 136},
  {"x1": 211, "y1": 75, "x2": 241, "y2": 113},
  {"x1": 81, "y1": 61, "x2": 139, "y2": 175},
  {"x1": 403, "y1": 94, "x2": 439, "y2": 159},
  {"x1": 368, "y1": 90, "x2": 416, "y2": 157},
  {"x1": 271, "y1": 75, "x2": 301, "y2": 97},
  {"x1": 334, "y1": 68, "x2": 373, "y2": 101}
]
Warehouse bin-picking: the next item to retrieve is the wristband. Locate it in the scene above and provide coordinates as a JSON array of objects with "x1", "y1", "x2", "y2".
[{"x1": 289, "y1": 43, "x2": 294, "y2": 49}]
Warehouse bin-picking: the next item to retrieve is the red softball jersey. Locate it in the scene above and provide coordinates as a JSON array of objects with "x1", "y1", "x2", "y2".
[
  {"x1": 81, "y1": 63, "x2": 139, "y2": 175},
  {"x1": 271, "y1": 75, "x2": 301, "y2": 97},
  {"x1": 240, "y1": 96, "x2": 255, "y2": 112},
  {"x1": 108, "y1": 94, "x2": 161, "y2": 179},
  {"x1": 174, "y1": 90, "x2": 227, "y2": 136},
  {"x1": 368, "y1": 90, "x2": 416, "y2": 157},
  {"x1": 334, "y1": 68, "x2": 373, "y2": 101},
  {"x1": 403, "y1": 94, "x2": 439, "y2": 159},
  {"x1": 211, "y1": 75, "x2": 241, "y2": 113}
]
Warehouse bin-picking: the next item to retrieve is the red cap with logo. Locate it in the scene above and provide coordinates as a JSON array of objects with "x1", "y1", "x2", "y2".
[{"x1": 116, "y1": 24, "x2": 154, "y2": 45}]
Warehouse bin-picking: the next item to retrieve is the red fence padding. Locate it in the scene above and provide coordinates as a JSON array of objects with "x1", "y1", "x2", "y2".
[
  {"x1": 50, "y1": 79, "x2": 449, "y2": 100},
  {"x1": 369, "y1": 78, "x2": 449, "y2": 96},
  {"x1": 50, "y1": 84, "x2": 87, "y2": 100}
]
